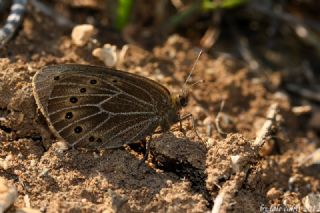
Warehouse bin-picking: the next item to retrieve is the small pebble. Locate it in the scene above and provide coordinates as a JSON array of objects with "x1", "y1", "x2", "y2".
[
  {"x1": 24, "y1": 194, "x2": 30, "y2": 208},
  {"x1": 166, "y1": 180, "x2": 173, "y2": 186},
  {"x1": 5, "y1": 154, "x2": 13, "y2": 161},
  {"x1": 259, "y1": 140, "x2": 275, "y2": 156},
  {"x1": 92, "y1": 44, "x2": 118, "y2": 67},
  {"x1": 0, "y1": 158, "x2": 10, "y2": 170},
  {"x1": 203, "y1": 117, "x2": 212, "y2": 125},
  {"x1": 0, "y1": 178, "x2": 18, "y2": 213},
  {"x1": 30, "y1": 160, "x2": 37, "y2": 167},
  {"x1": 288, "y1": 175, "x2": 301, "y2": 192},
  {"x1": 71, "y1": 24, "x2": 96, "y2": 47},
  {"x1": 292, "y1": 105, "x2": 312, "y2": 115},
  {"x1": 118, "y1": 45, "x2": 129, "y2": 63},
  {"x1": 273, "y1": 91, "x2": 289, "y2": 102},
  {"x1": 55, "y1": 141, "x2": 69, "y2": 152},
  {"x1": 302, "y1": 193, "x2": 320, "y2": 212},
  {"x1": 206, "y1": 138, "x2": 214, "y2": 147},
  {"x1": 230, "y1": 155, "x2": 241, "y2": 172},
  {"x1": 299, "y1": 148, "x2": 320, "y2": 166},
  {"x1": 266, "y1": 187, "x2": 281, "y2": 200}
]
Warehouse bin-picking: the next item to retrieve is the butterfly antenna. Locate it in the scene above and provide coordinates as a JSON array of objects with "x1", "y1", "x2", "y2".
[
  {"x1": 183, "y1": 49, "x2": 203, "y2": 90},
  {"x1": 189, "y1": 79, "x2": 205, "y2": 88}
]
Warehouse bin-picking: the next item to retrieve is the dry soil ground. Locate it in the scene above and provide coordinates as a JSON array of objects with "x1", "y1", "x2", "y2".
[{"x1": 0, "y1": 1, "x2": 319, "y2": 213}]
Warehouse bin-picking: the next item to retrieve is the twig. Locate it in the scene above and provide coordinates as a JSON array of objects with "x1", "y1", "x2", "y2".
[
  {"x1": 227, "y1": 18, "x2": 262, "y2": 72},
  {"x1": 211, "y1": 168, "x2": 249, "y2": 213},
  {"x1": 248, "y1": 3, "x2": 320, "y2": 54},
  {"x1": 292, "y1": 105, "x2": 312, "y2": 116},
  {"x1": 252, "y1": 103, "x2": 279, "y2": 147},
  {"x1": 215, "y1": 100, "x2": 228, "y2": 136},
  {"x1": 238, "y1": 36, "x2": 260, "y2": 71},
  {"x1": 170, "y1": 0, "x2": 184, "y2": 9},
  {"x1": 248, "y1": 4, "x2": 320, "y2": 32},
  {"x1": 211, "y1": 192, "x2": 223, "y2": 213},
  {"x1": 200, "y1": 27, "x2": 219, "y2": 49},
  {"x1": 301, "y1": 61, "x2": 316, "y2": 85},
  {"x1": 30, "y1": 0, "x2": 73, "y2": 28},
  {"x1": 286, "y1": 84, "x2": 320, "y2": 103}
]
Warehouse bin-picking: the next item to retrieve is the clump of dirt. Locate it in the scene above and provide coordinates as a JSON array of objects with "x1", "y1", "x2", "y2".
[{"x1": 0, "y1": 1, "x2": 319, "y2": 213}]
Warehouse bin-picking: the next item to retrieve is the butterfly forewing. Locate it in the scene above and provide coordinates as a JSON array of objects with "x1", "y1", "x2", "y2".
[{"x1": 33, "y1": 64, "x2": 173, "y2": 148}]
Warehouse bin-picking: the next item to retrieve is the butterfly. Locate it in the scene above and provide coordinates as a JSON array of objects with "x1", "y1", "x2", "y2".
[{"x1": 32, "y1": 64, "x2": 192, "y2": 149}]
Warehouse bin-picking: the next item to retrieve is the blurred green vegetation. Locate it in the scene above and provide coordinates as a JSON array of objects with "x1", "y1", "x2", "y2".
[
  {"x1": 201, "y1": 0, "x2": 248, "y2": 10},
  {"x1": 114, "y1": 0, "x2": 249, "y2": 31},
  {"x1": 115, "y1": 0, "x2": 133, "y2": 30}
]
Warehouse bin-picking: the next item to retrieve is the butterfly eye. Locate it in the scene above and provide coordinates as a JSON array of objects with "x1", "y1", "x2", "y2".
[
  {"x1": 179, "y1": 96, "x2": 188, "y2": 107},
  {"x1": 80, "y1": 88, "x2": 86, "y2": 93}
]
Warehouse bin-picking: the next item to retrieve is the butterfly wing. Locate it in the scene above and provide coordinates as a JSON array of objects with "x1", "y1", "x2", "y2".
[{"x1": 33, "y1": 64, "x2": 172, "y2": 148}]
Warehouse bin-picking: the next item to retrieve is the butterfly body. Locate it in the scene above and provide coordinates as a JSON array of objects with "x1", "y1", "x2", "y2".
[{"x1": 32, "y1": 64, "x2": 188, "y2": 148}]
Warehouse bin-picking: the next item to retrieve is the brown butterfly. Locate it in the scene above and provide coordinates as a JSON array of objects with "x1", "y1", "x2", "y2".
[{"x1": 32, "y1": 64, "x2": 193, "y2": 149}]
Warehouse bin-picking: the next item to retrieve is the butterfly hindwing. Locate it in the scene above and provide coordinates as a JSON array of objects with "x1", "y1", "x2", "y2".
[{"x1": 33, "y1": 64, "x2": 172, "y2": 148}]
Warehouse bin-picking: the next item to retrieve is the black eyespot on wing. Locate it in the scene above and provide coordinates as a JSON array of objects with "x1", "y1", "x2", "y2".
[
  {"x1": 89, "y1": 136, "x2": 95, "y2": 142},
  {"x1": 65, "y1": 112, "x2": 73, "y2": 119},
  {"x1": 90, "y1": 79, "x2": 97, "y2": 84},
  {"x1": 54, "y1": 76, "x2": 60, "y2": 80},
  {"x1": 74, "y1": 126, "x2": 82, "y2": 133},
  {"x1": 70, "y1": 97, "x2": 78, "y2": 103},
  {"x1": 80, "y1": 88, "x2": 86, "y2": 93},
  {"x1": 96, "y1": 138, "x2": 102, "y2": 143},
  {"x1": 112, "y1": 79, "x2": 118, "y2": 83}
]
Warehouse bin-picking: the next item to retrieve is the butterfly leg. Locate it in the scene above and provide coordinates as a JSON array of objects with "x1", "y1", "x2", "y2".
[
  {"x1": 137, "y1": 136, "x2": 153, "y2": 168},
  {"x1": 178, "y1": 114, "x2": 189, "y2": 136},
  {"x1": 144, "y1": 137, "x2": 151, "y2": 162},
  {"x1": 179, "y1": 118, "x2": 185, "y2": 133}
]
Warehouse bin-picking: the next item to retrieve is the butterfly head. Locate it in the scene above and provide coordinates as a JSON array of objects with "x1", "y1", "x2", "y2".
[
  {"x1": 172, "y1": 89, "x2": 189, "y2": 110},
  {"x1": 178, "y1": 89, "x2": 189, "y2": 108}
]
